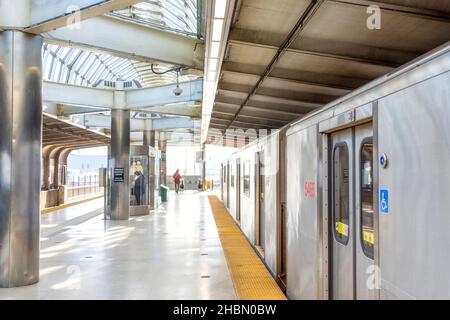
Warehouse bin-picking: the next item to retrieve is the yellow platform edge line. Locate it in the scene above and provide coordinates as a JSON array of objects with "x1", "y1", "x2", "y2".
[
  {"x1": 208, "y1": 195, "x2": 286, "y2": 300},
  {"x1": 41, "y1": 195, "x2": 103, "y2": 215}
]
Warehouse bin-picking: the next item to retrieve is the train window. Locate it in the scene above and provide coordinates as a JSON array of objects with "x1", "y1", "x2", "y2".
[
  {"x1": 333, "y1": 143, "x2": 350, "y2": 245},
  {"x1": 360, "y1": 139, "x2": 374, "y2": 259},
  {"x1": 243, "y1": 161, "x2": 250, "y2": 196},
  {"x1": 230, "y1": 164, "x2": 235, "y2": 188}
]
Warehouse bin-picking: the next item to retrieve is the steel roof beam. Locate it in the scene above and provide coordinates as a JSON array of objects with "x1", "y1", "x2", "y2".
[
  {"x1": 25, "y1": 0, "x2": 141, "y2": 34},
  {"x1": 221, "y1": 70, "x2": 354, "y2": 94},
  {"x1": 212, "y1": 111, "x2": 293, "y2": 123},
  {"x1": 152, "y1": 117, "x2": 199, "y2": 131},
  {"x1": 213, "y1": 106, "x2": 304, "y2": 121},
  {"x1": 43, "y1": 141, "x2": 105, "y2": 148},
  {"x1": 135, "y1": 104, "x2": 202, "y2": 118},
  {"x1": 43, "y1": 81, "x2": 114, "y2": 108},
  {"x1": 217, "y1": 89, "x2": 322, "y2": 112},
  {"x1": 71, "y1": 114, "x2": 199, "y2": 131},
  {"x1": 43, "y1": 15, "x2": 204, "y2": 69},
  {"x1": 228, "y1": 39, "x2": 400, "y2": 69},
  {"x1": 43, "y1": 126, "x2": 107, "y2": 144},
  {"x1": 327, "y1": 0, "x2": 450, "y2": 21},
  {"x1": 212, "y1": 114, "x2": 288, "y2": 125},
  {"x1": 43, "y1": 79, "x2": 203, "y2": 113},
  {"x1": 126, "y1": 78, "x2": 203, "y2": 109}
]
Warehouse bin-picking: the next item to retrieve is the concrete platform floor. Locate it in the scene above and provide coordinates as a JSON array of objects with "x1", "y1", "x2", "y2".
[
  {"x1": 0, "y1": 191, "x2": 236, "y2": 300},
  {"x1": 41, "y1": 198, "x2": 104, "y2": 238}
]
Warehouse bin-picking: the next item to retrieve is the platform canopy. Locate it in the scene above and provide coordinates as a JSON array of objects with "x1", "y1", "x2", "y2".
[
  {"x1": 43, "y1": 113, "x2": 110, "y2": 150},
  {"x1": 0, "y1": 0, "x2": 208, "y2": 145},
  {"x1": 201, "y1": 0, "x2": 450, "y2": 143}
]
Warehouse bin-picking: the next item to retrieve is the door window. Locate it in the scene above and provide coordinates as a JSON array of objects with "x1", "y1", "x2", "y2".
[
  {"x1": 360, "y1": 140, "x2": 374, "y2": 259},
  {"x1": 243, "y1": 161, "x2": 250, "y2": 196},
  {"x1": 333, "y1": 143, "x2": 350, "y2": 245},
  {"x1": 231, "y1": 163, "x2": 235, "y2": 188}
]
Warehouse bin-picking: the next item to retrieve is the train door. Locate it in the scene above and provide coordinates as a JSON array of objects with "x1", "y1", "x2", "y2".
[
  {"x1": 236, "y1": 158, "x2": 241, "y2": 222},
  {"x1": 329, "y1": 123, "x2": 374, "y2": 299},
  {"x1": 221, "y1": 163, "x2": 227, "y2": 204},
  {"x1": 226, "y1": 161, "x2": 230, "y2": 209},
  {"x1": 256, "y1": 151, "x2": 265, "y2": 254},
  {"x1": 220, "y1": 163, "x2": 224, "y2": 201}
]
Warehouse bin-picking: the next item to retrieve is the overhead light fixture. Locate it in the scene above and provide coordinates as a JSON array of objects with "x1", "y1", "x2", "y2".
[
  {"x1": 173, "y1": 69, "x2": 183, "y2": 96},
  {"x1": 210, "y1": 42, "x2": 220, "y2": 58},
  {"x1": 214, "y1": 0, "x2": 227, "y2": 18},
  {"x1": 205, "y1": 82, "x2": 216, "y2": 92},
  {"x1": 209, "y1": 58, "x2": 218, "y2": 71},
  {"x1": 201, "y1": 0, "x2": 230, "y2": 143},
  {"x1": 212, "y1": 19, "x2": 224, "y2": 41},
  {"x1": 208, "y1": 71, "x2": 217, "y2": 81}
]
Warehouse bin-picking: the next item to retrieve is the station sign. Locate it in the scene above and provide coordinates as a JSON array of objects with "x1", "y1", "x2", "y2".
[{"x1": 113, "y1": 168, "x2": 125, "y2": 183}]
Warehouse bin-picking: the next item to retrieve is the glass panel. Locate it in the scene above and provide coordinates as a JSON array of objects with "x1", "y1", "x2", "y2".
[
  {"x1": 360, "y1": 140, "x2": 374, "y2": 259},
  {"x1": 231, "y1": 163, "x2": 235, "y2": 187},
  {"x1": 333, "y1": 143, "x2": 350, "y2": 245},
  {"x1": 155, "y1": 157, "x2": 161, "y2": 198},
  {"x1": 130, "y1": 156, "x2": 149, "y2": 206},
  {"x1": 111, "y1": 0, "x2": 200, "y2": 38},
  {"x1": 243, "y1": 161, "x2": 250, "y2": 196},
  {"x1": 259, "y1": 156, "x2": 265, "y2": 200}
]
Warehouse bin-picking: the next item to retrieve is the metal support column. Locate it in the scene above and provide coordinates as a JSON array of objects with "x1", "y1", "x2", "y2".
[
  {"x1": 143, "y1": 130, "x2": 156, "y2": 147},
  {"x1": 0, "y1": 31, "x2": 43, "y2": 287},
  {"x1": 158, "y1": 132, "x2": 167, "y2": 185},
  {"x1": 202, "y1": 143, "x2": 206, "y2": 187},
  {"x1": 110, "y1": 109, "x2": 130, "y2": 220},
  {"x1": 143, "y1": 127, "x2": 157, "y2": 209}
]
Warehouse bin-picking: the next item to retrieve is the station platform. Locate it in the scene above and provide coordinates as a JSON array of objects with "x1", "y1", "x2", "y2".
[
  {"x1": 0, "y1": 192, "x2": 229, "y2": 299},
  {"x1": 0, "y1": 191, "x2": 285, "y2": 300}
]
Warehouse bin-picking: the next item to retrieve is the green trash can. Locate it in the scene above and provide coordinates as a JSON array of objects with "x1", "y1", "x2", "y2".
[{"x1": 160, "y1": 185, "x2": 169, "y2": 202}]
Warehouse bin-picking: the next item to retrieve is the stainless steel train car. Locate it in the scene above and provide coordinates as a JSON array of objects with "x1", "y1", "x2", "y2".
[
  {"x1": 221, "y1": 41, "x2": 450, "y2": 300},
  {"x1": 221, "y1": 130, "x2": 287, "y2": 287}
]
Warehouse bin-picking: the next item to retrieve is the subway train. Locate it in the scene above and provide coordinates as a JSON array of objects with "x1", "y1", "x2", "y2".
[{"x1": 220, "y1": 41, "x2": 450, "y2": 300}]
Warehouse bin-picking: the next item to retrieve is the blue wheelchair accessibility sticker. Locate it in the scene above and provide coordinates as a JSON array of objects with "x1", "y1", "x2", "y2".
[{"x1": 380, "y1": 189, "x2": 389, "y2": 214}]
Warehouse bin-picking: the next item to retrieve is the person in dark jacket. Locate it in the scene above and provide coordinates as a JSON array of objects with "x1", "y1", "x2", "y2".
[{"x1": 134, "y1": 171, "x2": 145, "y2": 205}]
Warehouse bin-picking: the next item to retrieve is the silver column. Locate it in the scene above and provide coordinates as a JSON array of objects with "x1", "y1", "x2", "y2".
[
  {"x1": 158, "y1": 132, "x2": 167, "y2": 185},
  {"x1": 201, "y1": 143, "x2": 206, "y2": 187},
  {"x1": 143, "y1": 130, "x2": 157, "y2": 209},
  {"x1": 143, "y1": 130, "x2": 156, "y2": 147},
  {"x1": 110, "y1": 109, "x2": 130, "y2": 220},
  {"x1": 0, "y1": 31, "x2": 43, "y2": 287}
]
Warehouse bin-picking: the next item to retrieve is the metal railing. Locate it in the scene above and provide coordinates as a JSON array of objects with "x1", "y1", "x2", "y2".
[{"x1": 67, "y1": 174, "x2": 104, "y2": 201}]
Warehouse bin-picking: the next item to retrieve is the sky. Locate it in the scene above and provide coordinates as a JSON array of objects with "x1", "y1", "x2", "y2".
[{"x1": 71, "y1": 146, "x2": 108, "y2": 156}]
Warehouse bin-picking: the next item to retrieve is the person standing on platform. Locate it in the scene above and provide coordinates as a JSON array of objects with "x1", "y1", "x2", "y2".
[
  {"x1": 134, "y1": 171, "x2": 145, "y2": 205},
  {"x1": 173, "y1": 169, "x2": 182, "y2": 193}
]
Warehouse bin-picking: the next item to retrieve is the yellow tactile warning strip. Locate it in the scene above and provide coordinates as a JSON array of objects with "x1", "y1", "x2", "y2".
[
  {"x1": 41, "y1": 195, "x2": 103, "y2": 214},
  {"x1": 208, "y1": 195, "x2": 287, "y2": 300}
]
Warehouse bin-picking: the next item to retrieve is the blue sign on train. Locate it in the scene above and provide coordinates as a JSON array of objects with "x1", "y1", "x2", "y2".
[{"x1": 380, "y1": 189, "x2": 389, "y2": 214}]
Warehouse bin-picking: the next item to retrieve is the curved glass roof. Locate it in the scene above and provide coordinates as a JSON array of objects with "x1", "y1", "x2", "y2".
[
  {"x1": 43, "y1": 43, "x2": 139, "y2": 86},
  {"x1": 42, "y1": 0, "x2": 201, "y2": 88},
  {"x1": 43, "y1": 44, "x2": 199, "y2": 88},
  {"x1": 110, "y1": 0, "x2": 200, "y2": 38}
]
